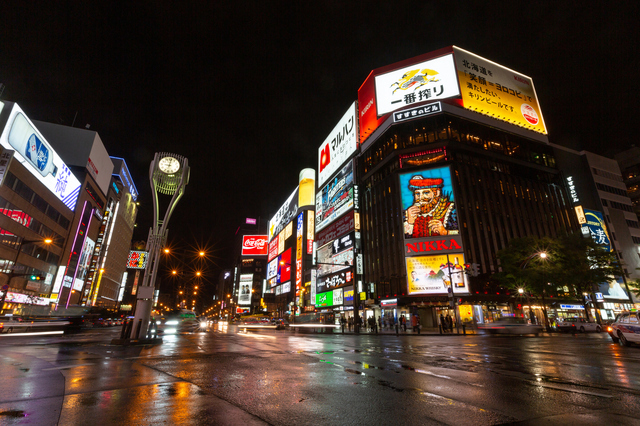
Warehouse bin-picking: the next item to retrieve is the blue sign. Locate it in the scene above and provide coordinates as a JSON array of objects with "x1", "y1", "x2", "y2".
[{"x1": 582, "y1": 209, "x2": 611, "y2": 252}]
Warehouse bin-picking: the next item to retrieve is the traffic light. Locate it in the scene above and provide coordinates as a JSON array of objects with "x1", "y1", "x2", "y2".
[
  {"x1": 464, "y1": 263, "x2": 471, "y2": 275},
  {"x1": 29, "y1": 275, "x2": 45, "y2": 281}
]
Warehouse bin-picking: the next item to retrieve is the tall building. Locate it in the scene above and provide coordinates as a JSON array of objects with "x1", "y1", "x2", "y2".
[
  {"x1": 615, "y1": 146, "x2": 640, "y2": 220},
  {"x1": 553, "y1": 146, "x2": 638, "y2": 318},
  {"x1": 354, "y1": 46, "x2": 581, "y2": 328},
  {"x1": 33, "y1": 122, "x2": 139, "y2": 309},
  {"x1": 0, "y1": 102, "x2": 78, "y2": 314}
]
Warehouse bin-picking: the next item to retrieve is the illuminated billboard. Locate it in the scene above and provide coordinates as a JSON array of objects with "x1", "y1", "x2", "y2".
[
  {"x1": 316, "y1": 161, "x2": 355, "y2": 232},
  {"x1": 127, "y1": 250, "x2": 149, "y2": 269},
  {"x1": 268, "y1": 187, "x2": 299, "y2": 241},
  {"x1": 375, "y1": 54, "x2": 459, "y2": 116},
  {"x1": 241, "y1": 235, "x2": 268, "y2": 256},
  {"x1": 317, "y1": 270, "x2": 354, "y2": 294},
  {"x1": 399, "y1": 165, "x2": 458, "y2": 239},
  {"x1": 318, "y1": 102, "x2": 358, "y2": 187},
  {"x1": 277, "y1": 248, "x2": 292, "y2": 284},
  {"x1": 0, "y1": 104, "x2": 82, "y2": 210},
  {"x1": 358, "y1": 46, "x2": 547, "y2": 145},
  {"x1": 453, "y1": 46, "x2": 547, "y2": 134},
  {"x1": 581, "y1": 209, "x2": 612, "y2": 252},
  {"x1": 405, "y1": 253, "x2": 469, "y2": 295},
  {"x1": 238, "y1": 274, "x2": 253, "y2": 305}
]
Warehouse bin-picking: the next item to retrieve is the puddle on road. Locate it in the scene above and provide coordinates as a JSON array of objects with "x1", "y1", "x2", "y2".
[{"x1": 0, "y1": 410, "x2": 25, "y2": 418}]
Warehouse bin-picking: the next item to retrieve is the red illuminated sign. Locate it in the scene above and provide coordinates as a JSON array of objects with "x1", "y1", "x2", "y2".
[
  {"x1": 404, "y1": 236, "x2": 463, "y2": 256},
  {"x1": 268, "y1": 236, "x2": 279, "y2": 261},
  {"x1": 278, "y1": 248, "x2": 292, "y2": 283},
  {"x1": 127, "y1": 250, "x2": 149, "y2": 269},
  {"x1": 241, "y1": 235, "x2": 268, "y2": 256}
]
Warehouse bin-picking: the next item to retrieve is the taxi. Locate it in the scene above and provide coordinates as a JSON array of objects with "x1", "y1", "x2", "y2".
[{"x1": 608, "y1": 311, "x2": 640, "y2": 346}]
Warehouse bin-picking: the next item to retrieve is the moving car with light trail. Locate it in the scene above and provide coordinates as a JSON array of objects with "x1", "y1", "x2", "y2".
[
  {"x1": 478, "y1": 317, "x2": 542, "y2": 335},
  {"x1": 556, "y1": 318, "x2": 601, "y2": 333}
]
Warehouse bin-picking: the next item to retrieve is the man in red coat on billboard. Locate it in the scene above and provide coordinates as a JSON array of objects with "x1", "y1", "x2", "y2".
[{"x1": 403, "y1": 175, "x2": 457, "y2": 238}]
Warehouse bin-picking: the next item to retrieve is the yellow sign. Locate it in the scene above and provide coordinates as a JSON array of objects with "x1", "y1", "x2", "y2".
[
  {"x1": 575, "y1": 205, "x2": 586, "y2": 224},
  {"x1": 454, "y1": 46, "x2": 547, "y2": 134},
  {"x1": 405, "y1": 253, "x2": 469, "y2": 295}
]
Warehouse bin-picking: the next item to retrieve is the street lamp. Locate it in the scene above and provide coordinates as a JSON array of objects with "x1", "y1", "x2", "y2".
[
  {"x1": 521, "y1": 251, "x2": 550, "y2": 330},
  {"x1": 1, "y1": 236, "x2": 53, "y2": 313}
]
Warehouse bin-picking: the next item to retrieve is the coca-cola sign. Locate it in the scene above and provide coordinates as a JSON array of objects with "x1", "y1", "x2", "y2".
[{"x1": 241, "y1": 235, "x2": 268, "y2": 256}]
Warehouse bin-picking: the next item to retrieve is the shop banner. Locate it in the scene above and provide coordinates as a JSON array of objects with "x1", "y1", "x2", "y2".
[{"x1": 316, "y1": 211, "x2": 354, "y2": 247}]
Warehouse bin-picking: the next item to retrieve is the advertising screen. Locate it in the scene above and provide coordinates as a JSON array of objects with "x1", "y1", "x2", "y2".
[
  {"x1": 316, "y1": 161, "x2": 354, "y2": 232},
  {"x1": 238, "y1": 274, "x2": 253, "y2": 305},
  {"x1": 405, "y1": 253, "x2": 469, "y2": 295},
  {"x1": 453, "y1": 46, "x2": 547, "y2": 134},
  {"x1": 315, "y1": 211, "x2": 355, "y2": 247},
  {"x1": 399, "y1": 165, "x2": 458, "y2": 240},
  {"x1": 0, "y1": 104, "x2": 82, "y2": 210},
  {"x1": 73, "y1": 237, "x2": 95, "y2": 290},
  {"x1": 318, "y1": 102, "x2": 358, "y2": 187},
  {"x1": 267, "y1": 258, "x2": 278, "y2": 279},
  {"x1": 127, "y1": 250, "x2": 149, "y2": 269},
  {"x1": 316, "y1": 245, "x2": 354, "y2": 277},
  {"x1": 374, "y1": 54, "x2": 459, "y2": 116},
  {"x1": 598, "y1": 278, "x2": 630, "y2": 300},
  {"x1": 241, "y1": 235, "x2": 268, "y2": 256}
]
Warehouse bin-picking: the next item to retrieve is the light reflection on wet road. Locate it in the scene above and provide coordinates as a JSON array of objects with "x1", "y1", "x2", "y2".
[{"x1": 0, "y1": 325, "x2": 639, "y2": 425}]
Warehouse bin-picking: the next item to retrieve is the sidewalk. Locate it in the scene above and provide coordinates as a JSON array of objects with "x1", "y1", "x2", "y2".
[{"x1": 289, "y1": 325, "x2": 479, "y2": 335}]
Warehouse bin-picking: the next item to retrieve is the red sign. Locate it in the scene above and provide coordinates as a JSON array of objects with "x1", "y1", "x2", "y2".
[
  {"x1": 404, "y1": 235, "x2": 463, "y2": 256},
  {"x1": 268, "y1": 236, "x2": 279, "y2": 261},
  {"x1": 242, "y1": 235, "x2": 268, "y2": 256},
  {"x1": 316, "y1": 211, "x2": 354, "y2": 247}
]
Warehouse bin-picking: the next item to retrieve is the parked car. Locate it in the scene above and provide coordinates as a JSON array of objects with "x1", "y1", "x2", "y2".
[
  {"x1": 608, "y1": 311, "x2": 640, "y2": 346},
  {"x1": 556, "y1": 318, "x2": 602, "y2": 333},
  {"x1": 478, "y1": 317, "x2": 543, "y2": 335}
]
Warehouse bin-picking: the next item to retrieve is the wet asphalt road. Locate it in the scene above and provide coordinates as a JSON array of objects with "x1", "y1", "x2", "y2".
[{"x1": 0, "y1": 325, "x2": 639, "y2": 425}]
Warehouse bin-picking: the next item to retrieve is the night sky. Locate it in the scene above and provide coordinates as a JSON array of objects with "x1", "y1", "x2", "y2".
[{"x1": 2, "y1": 2, "x2": 639, "y2": 278}]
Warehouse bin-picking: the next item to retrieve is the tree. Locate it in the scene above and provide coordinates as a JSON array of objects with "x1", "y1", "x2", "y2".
[
  {"x1": 554, "y1": 232, "x2": 623, "y2": 322},
  {"x1": 495, "y1": 236, "x2": 562, "y2": 330}
]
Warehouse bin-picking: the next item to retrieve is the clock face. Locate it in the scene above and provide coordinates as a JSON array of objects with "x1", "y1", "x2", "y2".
[{"x1": 159, "y1": 156, "x2": 180, "y2": 174}]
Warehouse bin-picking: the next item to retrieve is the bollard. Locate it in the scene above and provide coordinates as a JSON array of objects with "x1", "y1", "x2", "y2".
[
  {"x1": 462, "y1": 324, "x2": 466, "y2": 335},
  {"x1": 134, "y1": 319, "x2": 142, "y2": 339},
  {"x1": 439, "y1": 324, "x2": 443, "y2": 335},
  {"x1": 395, "y1": 324, "x2": 399, "y2": 336},
  {"x1": 120, "y1": 320, "x2": 128, "y2": 339}
]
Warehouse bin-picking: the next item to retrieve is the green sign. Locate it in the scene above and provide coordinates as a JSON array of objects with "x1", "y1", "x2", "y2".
[{"x1": 316, "y1": 291, "x2": 331, "y2": 307}]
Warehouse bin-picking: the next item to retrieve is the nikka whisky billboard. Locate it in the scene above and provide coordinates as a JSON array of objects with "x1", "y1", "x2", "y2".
[{"x1": 398, "y1": 165, "x2": 468, "y2": 295}]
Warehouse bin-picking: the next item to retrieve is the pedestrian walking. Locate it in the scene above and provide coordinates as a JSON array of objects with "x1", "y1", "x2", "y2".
[
  {"x1": 378, "y1": 316, "x2": 382, "y2": 332},
  {"x1": 348, "y1": 317, "x2": 353, "y2": 332},
  {"x1": 411, "y1": 314, "x2": 419, "y2": 332},
  {"x1": 445, "y1": 314, "x2": 452, "y2": 332},
  {"x1": 401, "y1": 315, "x2": 407, "y2": 332},
  {"x1": 440, "y1": 313, "x2": 446, "y2": 333}
]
